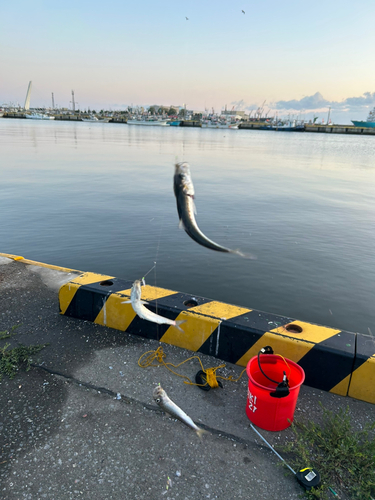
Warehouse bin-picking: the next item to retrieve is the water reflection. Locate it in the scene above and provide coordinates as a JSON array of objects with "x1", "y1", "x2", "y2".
[{"x1": 0, "y1": 119, "x2": 374, "y2": 335}]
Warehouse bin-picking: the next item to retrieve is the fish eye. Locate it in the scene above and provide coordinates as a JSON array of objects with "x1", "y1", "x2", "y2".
[{"x1": 156, "y1": 398, "x2": 160, "y2": 403}]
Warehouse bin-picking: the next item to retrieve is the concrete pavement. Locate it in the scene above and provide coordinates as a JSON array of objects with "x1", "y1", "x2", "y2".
[{"x1": 1, "y1": 257, "x2": 373, "y2": 500}]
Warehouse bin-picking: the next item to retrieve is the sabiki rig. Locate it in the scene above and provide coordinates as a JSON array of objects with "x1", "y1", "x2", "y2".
[{"x1": 122, "y1": 279, "x2": 186, "y2": 333}]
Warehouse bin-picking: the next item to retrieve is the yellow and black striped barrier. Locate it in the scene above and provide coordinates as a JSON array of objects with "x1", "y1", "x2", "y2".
[
  {"x1": 58, "y1": 271, "x2": 369, "y2": 401},
  {"x1": 348, "y1": 334, "x2": 375, "y2": 403},
  {"x1": 3, "y1": 252, "x2": 372, "y2": 404}
]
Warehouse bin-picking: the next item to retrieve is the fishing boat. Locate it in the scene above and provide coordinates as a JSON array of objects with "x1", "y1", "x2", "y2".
[
  {"x1": 81, "y1": 115, "x2": 110, "y2": 123},
  {"x1": 351, "y1": 108, "x2": 375, "y2": 128},
  {"x1": 169, "y1": 120, "x2": 181, "y2": 126},
  {"x1": 25, "y1": 112, "x2": 55, "y2": 120},
  {"x1": 262, "y1": 120, "x2": 304, "y2": 132},
  {"x1": 201, "y1": 118, "x2": 239, "y2": 129},
  {"x1": 127, "y1": 117, "x2": 170, "y2": 126}
]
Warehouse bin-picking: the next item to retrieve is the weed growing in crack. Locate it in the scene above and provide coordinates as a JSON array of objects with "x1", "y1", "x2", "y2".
[
  {"x1": 0, "y1": 324, "x2": 21, "y2": 340},
  {"x1": 279, "y1": 403, "x2": 375, "y2": 499},
  {"x1": 0, "y1": 324, "x2": 48, "y2": 380}
]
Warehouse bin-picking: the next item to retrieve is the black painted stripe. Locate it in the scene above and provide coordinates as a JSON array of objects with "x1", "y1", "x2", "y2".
[
  {"x1": 353, "y1": 333, "x2": 375, "y2": 371},
  {"x1": 63, "y1": 278, "x2": 133, "y2": 321},
  {"x1": 126, "y1": 301, "x2": 185, "y2": 341},
  {"x1": 199, "y1": 310, "x2": 294, "y2": 362},
  {"x1": 298, "y1": 331, "x2": 355, "y2": 391}
]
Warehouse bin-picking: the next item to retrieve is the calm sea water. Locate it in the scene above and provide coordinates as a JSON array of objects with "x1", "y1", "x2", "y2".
[{"x1": 1, "y1": 119, "x2": 374, "y2": 335}]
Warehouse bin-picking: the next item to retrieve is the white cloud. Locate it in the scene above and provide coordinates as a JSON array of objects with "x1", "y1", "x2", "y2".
[
  {"x1": 230, "y1": 99, "x2": 246, "y2": 110},
  {"x1": 336, "y1": 91, "x2": 375, "y2": 110},
  {"x1": 272, "y1": 91, "x2": 375, "y2": 113},
  {"x1": 273, "y1": 92, "x2": 329, "y2": 111}
]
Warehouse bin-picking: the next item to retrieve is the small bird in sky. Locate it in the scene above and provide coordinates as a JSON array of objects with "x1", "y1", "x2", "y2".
[
  {"x1": 242, "y1": 10, "x2": 245, "y2": 14},
  {"x1": 186, "y1": 17, "x2": 189, "y2": 20}
]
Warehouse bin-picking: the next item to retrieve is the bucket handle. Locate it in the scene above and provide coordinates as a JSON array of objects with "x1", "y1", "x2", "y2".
[{"x1": 257, "y1": 347, "x2": 290, "y2": 399}]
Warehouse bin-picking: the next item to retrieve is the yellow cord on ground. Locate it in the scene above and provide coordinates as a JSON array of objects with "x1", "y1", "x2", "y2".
[{"x1": 138, "y1": 346, "x2": 246, "y2": 388}]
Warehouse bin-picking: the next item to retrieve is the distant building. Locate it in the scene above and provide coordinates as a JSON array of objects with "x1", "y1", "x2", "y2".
[
  {"x1": 221, "y1": 110, "x2": 246, "y2": 118},
  {"x1": 147, "y1": 105, "x2": 171, "y2": 114},
  {"x1": 158, "y1": 105, "x2": 170, "y2": 113}
]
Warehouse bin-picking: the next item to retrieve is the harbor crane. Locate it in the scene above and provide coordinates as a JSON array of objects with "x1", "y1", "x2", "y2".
[
  {"x1": 259, "y1": 100, "x2": 266, "y2": 118},
  {"x1": 24, "y1": 81, "x2": 32, "y2": 110}
]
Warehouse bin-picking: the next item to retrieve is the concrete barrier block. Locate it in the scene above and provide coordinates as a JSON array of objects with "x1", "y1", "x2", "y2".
[
  {"x1": 348, "y1": 333, "x2": 375, "y2": 403},
  {"x1": 59, "y1": 272, "x2": 356, "y2": 398}
]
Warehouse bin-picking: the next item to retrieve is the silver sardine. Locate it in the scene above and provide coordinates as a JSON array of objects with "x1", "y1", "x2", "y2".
[
  {"x1": 173, "y1": 162, "x2": 251, "y2": 257},
  {"x1": 153, "y1": 385, "x2": 206, "y2": 439},
  {"x1": 123, "y1": 280, "x2": 186, "y2": 333}
]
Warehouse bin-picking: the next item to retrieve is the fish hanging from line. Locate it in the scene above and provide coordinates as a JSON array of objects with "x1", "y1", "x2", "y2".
[
  {"x1": 122, "y1": 280, "x2": 186, "y2": 333},
  {"x1": 153, "y1": 385, "x2": 206, "y2": 440},
  {"x1": 173, "y1": 162, "x2": 254, "y2": 258}
]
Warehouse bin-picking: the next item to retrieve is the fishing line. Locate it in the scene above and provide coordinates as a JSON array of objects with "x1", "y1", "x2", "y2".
[
  {"x1": 154, "y1": 214, "x2": 165, "y2": 267},
  {"x1": 140, "y1": 215, "x2": 166, "y2": 339},
  {"x1": 153, "y1": 215, "x2": 165, "y2": 325},
  {"x1": 141, "y1": 263, "x2": 156, "y2": 283},
  {"x1": 141, "y1": 214, "x2": 165, "y2": 283}
]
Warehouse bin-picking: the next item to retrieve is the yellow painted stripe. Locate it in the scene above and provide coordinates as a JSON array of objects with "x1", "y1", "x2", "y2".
[
  {"x1": 94, "y1": 285, "x2": 179, "y2": 328},
  {"x1": 271, "y1": 320, "x2": 341, "y2": 343},
  {"x1": 161, "y1": 311, "x2": 221, "y2": 351},
  {"x1": 330, "y1": 374, "x2": 351, "y2": 397},
  {"x1": 67, "y1": 272, "x2": 116, "y2": 286},
  {"x1": 112, "y1": 288, "x2": 132, "y2": 298},
  {"x1": 236, "y1": 331, "x2": 312, "y2": 367},
  {"x1": 139, "y1": 285, "x2": 177, "y2": 301},
  {"x1": 237, "y1": 321, "x2": 341, "y2": 368},
  {"x1": 190, "y1": 301, "x2": 251, "y2": 320},
  {"x1": 59, "y1": 272, "x2": 115, "y2": 314},
  {"x1": 348, "y1": 356, "x2": 375, "y2": 403},
  {"x1": 0, "y1": 252, "x2": 79, "y2": 273},
  {"x1": 95, "y1": 294, "x2": 136, "y2": 331}
]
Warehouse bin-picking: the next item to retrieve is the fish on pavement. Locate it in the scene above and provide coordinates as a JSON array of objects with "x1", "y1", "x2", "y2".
[
  {"x1": 122, "y1": 280, "x2": 186, "y2": 333},
  {"x1": 173, "y1": 162, "x2": 252, "y2": 258},
  {"x1": 153, "y1": 385, "x2": 206, "y2": 440}
]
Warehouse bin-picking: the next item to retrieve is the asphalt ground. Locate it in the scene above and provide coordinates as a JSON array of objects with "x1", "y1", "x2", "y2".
[{"x1": 0, "y1": 257, "x2": 374, "y2": 500}]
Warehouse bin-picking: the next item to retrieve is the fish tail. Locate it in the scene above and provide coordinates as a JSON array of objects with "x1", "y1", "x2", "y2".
[
  {"x1": 174, "y1": 319, "x2": 187, "y2": 333},
  {"x1": 195, "y1": 427, "x2": 207, "y2": 441},
  {"x1": 231, "y1": 249, "x2": 257, "y2": 260}
]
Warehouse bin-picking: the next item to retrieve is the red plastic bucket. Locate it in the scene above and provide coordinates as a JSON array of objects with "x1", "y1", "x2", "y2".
[{"x1": 246, "y1": 354, "x2": 305, "y2": 431}]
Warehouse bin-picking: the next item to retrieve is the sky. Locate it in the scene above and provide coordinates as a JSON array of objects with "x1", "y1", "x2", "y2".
[{"x1": 1, "y1": 0, "x2": 375, "y2": 123}]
